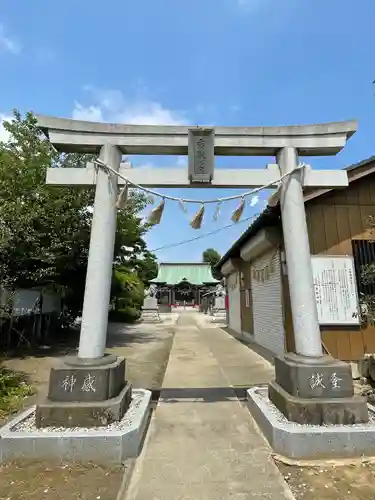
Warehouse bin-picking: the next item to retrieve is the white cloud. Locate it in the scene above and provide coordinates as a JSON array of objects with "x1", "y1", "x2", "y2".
[
  {"x1": 72, "y1": 87, "x2": 187, "y2": 126},
  {"x1": 73, "y1": 103, "x2": 103, "y2": 122},
  {"x1": 249, "y1": 195, "x2": 260, "y2": 207},
  {"x1": 120, "y1": 102, "x2": 185, "y2": 126},
  {"x1": 0, "y1": 25, "x2": 21, "y2": 54},
  {"x1": 0, "y1": 114, "x2": 12, "y2": 142}
]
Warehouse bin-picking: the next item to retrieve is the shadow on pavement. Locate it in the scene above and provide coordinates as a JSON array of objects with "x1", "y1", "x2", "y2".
[{"x1": 152, "y1": 386, "x2": 250, "y2": 403}]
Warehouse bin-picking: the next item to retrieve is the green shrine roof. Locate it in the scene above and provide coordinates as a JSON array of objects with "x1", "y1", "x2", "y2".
[{"x1": 150, "y1": 262, "x2": 219, "y2": 285}]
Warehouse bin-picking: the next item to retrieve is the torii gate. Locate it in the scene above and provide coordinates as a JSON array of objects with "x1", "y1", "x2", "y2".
[{"x1": 35, "y1": 116, "x2": 367, "y2": 428}]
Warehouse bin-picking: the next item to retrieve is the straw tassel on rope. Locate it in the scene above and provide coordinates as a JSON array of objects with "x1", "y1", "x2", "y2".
[
  {"x1": 231, "y1": 197, "x2": 245, "y2": 223},
  {"x1": 148, "y1": 198, "x2": 165, "y2": 225},
  {"x1": 94, "y1": 157, "x2": 304, "y2": 228},
  {"x1": 116, "y1": 183, "x2": 129, "y2": 209},
  {"x1": 190, "y1": 204, "x2": 205, "y2": 229}
]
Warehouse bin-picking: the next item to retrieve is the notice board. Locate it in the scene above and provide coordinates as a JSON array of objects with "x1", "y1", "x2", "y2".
[{"x1": 311, "y1": 255, "x2": 360, "y2": 326}]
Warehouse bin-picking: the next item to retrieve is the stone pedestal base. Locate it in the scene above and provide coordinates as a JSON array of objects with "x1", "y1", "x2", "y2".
[
  {"x1": 36, "y1": 382, "x2": 132, "y2": 428},
  {"x1": 269, "y1": 353, "x2": 369, "y2": 425},
  {"x1": 141, "y1": 298, "x2": 161, "y2": 322},
  {"x1": 141, "y1": 308, "x2": 161, "y2": 323},
  {"x1": 211, "y1": 308, "x2": 227, "y2": 323},
  {"x1": 35, "y1": 355, "x2": 132, "y2": 428},
  {"x1": 269, "y1": 380, "x2": 368, "y2": 425}
]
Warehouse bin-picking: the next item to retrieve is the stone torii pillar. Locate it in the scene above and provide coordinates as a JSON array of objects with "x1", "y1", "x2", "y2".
[
  {"x1": 269, "y1": 146, "x2": 369, "y2": 425},
  {"x1": 277, "y1": 146, "x2": 323, "y2": 358},
  {"x1": 79, "y1": 144, "x2": 122, "y2": 359},
  {"x1": 34, "y1": 116, "x2": 367, "y2": 428},
  {"x1": 35, "y1": 143, "x2": 133, "y2": 428}
]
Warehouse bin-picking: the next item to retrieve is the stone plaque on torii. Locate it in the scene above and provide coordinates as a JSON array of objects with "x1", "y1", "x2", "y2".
[{"x1": 35, "y1": 115, "x2": 368, "y2": 428}]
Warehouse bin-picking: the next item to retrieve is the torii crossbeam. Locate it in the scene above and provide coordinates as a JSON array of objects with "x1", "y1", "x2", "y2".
[
  {"x1": 46, "y1": 161, "x2": 349, "y2": 190},
  {"x1": 37, "y1": 115, "x2": 356, "y2": 156}
]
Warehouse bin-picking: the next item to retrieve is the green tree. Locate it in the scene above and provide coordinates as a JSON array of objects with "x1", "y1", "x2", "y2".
[
  {"x1": 110, "y1": 250, "x2": 158, "y2": 322},
  {"x1": 110, "y1": 266, "x2": 145, "y2": 322},
  {"x1": 132, "y1": 251, "x2": 158, "y2": 284},
  {"x1": 357, "y1": 215, "x2": 375, "y2": 324},
  {"x1": 0, "y1": 110, "x2": 156, "y2": 320},
  {"x1": 202, "y1": 248, "x2": 222, "y2": 280}
]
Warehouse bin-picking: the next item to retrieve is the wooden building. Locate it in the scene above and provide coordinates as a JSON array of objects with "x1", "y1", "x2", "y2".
[
  {"x1": 150, "y1": 262, "x2": 219, "y2": 307},
  {"x1": 217, "y1": 156, "x2": 375, "y2": 362}
]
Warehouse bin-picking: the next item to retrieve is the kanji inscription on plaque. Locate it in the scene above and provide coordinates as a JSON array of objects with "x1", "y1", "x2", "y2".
[{"x1": 188, "y1": 128, "x2": 214, "y2": 183}]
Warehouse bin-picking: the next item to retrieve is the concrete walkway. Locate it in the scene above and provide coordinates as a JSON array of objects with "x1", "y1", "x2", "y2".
[{"x1": 124, "y1": 312, "x2": 294, "y2": 500}]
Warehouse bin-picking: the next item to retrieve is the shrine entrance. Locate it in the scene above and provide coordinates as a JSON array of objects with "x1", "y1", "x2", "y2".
[
  {"x1": 150, "y1": 262, "x2": 219, "y2": 308},
  {"x1": 36, "y1": 115, "x2": 367, "y2": 435},
  {"x1": 37, "y1": 115, "x2": 355, "y2": 364},
  {"x1": 174, "y1": 280, "x2": 194, "y2": 306}
]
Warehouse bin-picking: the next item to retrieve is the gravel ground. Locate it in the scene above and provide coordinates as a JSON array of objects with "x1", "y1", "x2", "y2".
[
  {"x1": 276, "y1": 459, "x2": 375, "y2": 499},
  {"x1": 2, "y1": 319, "x2": 176, "y2": 410},
  {"x1": 105, "y1": 320, "x2": 176, "y2": 390},
  {"x1": 0, "y1": 461, "x2": 126, "y2": 500},
  {"x1": 270, "y1": 378, "x2": 375, "y2": 499}
]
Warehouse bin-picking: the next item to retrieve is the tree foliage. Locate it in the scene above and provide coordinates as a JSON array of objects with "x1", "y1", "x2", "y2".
[
  {"x1": 0, "y1": 110, "x2": 157, "y2": 321},
  {"x1": 202, "y1": 248, "x2": 222, "y2": 280},
  {"x1": 356, "y1": 215, "x2": 375, "y2": 325},
  {"x1": 110, "y1": 266, "x2": 144, "y2": 322}
]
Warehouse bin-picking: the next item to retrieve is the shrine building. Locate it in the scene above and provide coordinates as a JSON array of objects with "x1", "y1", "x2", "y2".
[
  {"x1": 217, "y1": 155, "x2": 375, "y2": 363},
  {"x1": 149, "y1": 262, "x2": 219, "y2": 308}
]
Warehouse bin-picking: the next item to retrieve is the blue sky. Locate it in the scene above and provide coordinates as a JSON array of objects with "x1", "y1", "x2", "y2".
[{"x1": 1, "y1": 0, "x2": 375, "y2": 263}]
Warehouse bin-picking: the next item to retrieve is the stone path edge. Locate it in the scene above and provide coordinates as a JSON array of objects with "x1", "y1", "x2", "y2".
[
  {"x1": 247, "y1": 386, "x2": 375, "y2": 460},
  {"x1": 0, "y1": 389, "x2": 152, "y2": 465}
]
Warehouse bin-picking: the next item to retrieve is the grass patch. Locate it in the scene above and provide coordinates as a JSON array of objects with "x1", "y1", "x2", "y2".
[{"x1": 0, "y1": 366, "x2": 35, "y2": 421}]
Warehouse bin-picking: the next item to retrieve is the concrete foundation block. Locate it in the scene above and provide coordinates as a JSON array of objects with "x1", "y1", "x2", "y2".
[
  {"x1": 0, "y1": 389, "x2": 151, "y2": 465},
  {"x1": 247, "y1": 386, "x2": 375, "y2": 460}
]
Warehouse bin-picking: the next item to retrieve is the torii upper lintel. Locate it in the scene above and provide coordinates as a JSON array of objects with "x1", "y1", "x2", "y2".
[{"x1": 36, "y1": 115, "x2": 357, "y2": 156}]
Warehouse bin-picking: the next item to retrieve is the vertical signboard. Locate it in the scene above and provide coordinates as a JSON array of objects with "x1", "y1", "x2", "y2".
[{"x1": 188, "y1": 128, "x2": 214, "y2": 183}]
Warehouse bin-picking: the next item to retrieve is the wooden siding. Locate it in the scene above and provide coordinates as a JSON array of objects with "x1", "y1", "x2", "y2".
[{"x1": 304, "y1": 174, "x2": 375, "y2": 360}]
